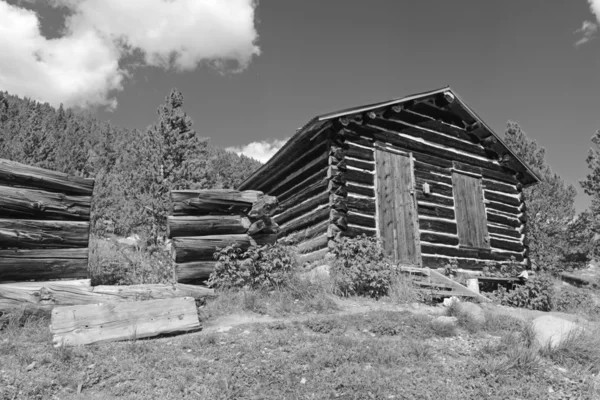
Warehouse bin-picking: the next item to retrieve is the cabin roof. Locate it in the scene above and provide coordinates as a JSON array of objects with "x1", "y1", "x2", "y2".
[{"x1": 238, "y1": 87, "x2": 540, "y2": 190}]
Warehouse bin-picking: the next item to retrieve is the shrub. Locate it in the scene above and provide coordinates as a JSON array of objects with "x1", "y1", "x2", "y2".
[
  {"x1": 328, "y1": 234, "x2": 396, "y2": 299},
  {"x1": 490, "y1": 275, "x2": 554, "y2": 311},
  {"x1": 207, "y1": 242, "x2": 299, "y2": 290},
  {"x1": 553, "y1": 289, "x2": 598, "y2": 315}
]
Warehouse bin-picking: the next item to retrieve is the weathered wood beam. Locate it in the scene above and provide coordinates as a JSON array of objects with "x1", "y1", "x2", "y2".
[
  {"x1": 297, "y1": 234, "x2": 328, "y2": 254},
  {"x1": 167, "y1": 215, "x2": 251, "y2": 238},
  {"x1": 171, "y1": 191, "x2": 257, "y2": 216},
  {"x1": 346, "y1": 196, "x2": 376, "y2": 215},
  {"x1": 0, "y1": 159, "x2": 94, "y2": 195},
  {"x1": 0, "y1": 219, "x2": 89, "y2": 249},
  {"x1": 347, "y1": 183, "x2": 374, "y2": 197},
  {"x1": 417, "y1": 203, "x2": 455, "y2": 220},
  {"x1": 279, "y1": 206, "x2": 330, "y2": 238},
  {"x1": 51, "y1": 297, "x2": 201, "y2": 347},
  {"x1": 0, "y1": 281, "x2": 214, "y2": 313},
  {"x1": 281, "y1": 219, "x2": 329, "y2": 245},
  {"x1": 346, "y1": 142, "x2": 374, "y2": 162},
  {"x1": 420, "y1": 232, "x2": 460, "y2": 246},
  {"x1": 347, "y1": 211, "x2": 375, "y2": 228},
  {"x1": 421, "y1": 255, "x2": 524, "y2": 271},
  {"x1": 419, "y1": 218, "x2": 458, "y2": 235},
  {"x1": 0, "y1": 185, "x2": 91, "y2": 221},
  {"x1": 420, "y1": 244, "x2": 524, "y2": 262},
  {"x1": 277, "y1": 167, "x2": 328, "y2": 203},
  {"x1": 488, "y1": 225, "x2": 522, "y2": 240},
  {"x1": 269, "y1": 153, "x2": 329, "y2": 197}
]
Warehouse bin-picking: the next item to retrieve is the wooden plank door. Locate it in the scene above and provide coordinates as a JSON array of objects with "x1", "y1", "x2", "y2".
[
  {"x1": 375, "y1": 149, "x2": 421, "y2": 264},
  {"x1": 452, "y1": 172, "x2": 490, "y2": 249}
]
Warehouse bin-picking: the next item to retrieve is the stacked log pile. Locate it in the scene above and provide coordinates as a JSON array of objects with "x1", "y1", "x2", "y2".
[
  {"x1": 169, "y1": 190, "x2": 279, "y2": 282},
  {"x1": 0, "y1": 159, "x2": 95, "y2": 282}
]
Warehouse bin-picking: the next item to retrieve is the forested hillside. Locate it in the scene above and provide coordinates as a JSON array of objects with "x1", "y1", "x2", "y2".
[{"x1": 0, "y1": 89, "x2": 263, "y2": 240}]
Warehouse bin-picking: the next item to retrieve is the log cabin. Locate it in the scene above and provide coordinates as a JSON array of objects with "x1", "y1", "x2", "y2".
[{"x1": 237, "y1": 87, "x2": 540, "y2": 271}]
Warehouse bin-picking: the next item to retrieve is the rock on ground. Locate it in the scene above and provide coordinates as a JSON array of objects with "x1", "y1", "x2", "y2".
[
  {"x1": 455, "y1": 302, "x2": 486, "y2": 325},
  {"x1": 531, "y1": 315, "x2": 581, "y2": 349}
]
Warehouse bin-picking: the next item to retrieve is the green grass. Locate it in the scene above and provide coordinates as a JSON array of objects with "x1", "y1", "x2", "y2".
[{"x1": 2, "y1": 304, "x2": 600, "y2": 399}]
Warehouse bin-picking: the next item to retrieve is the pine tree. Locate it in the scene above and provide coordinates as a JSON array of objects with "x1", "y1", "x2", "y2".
[{"x1": 503, "y1": 121, "x2": 585, "y2": 272}]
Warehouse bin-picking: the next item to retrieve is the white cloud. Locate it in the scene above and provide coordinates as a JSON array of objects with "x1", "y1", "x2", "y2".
[
  {"x1": 0, "y1": 0, "x2": 260, "y2": 108},
  {"x1": 576, "y1": 1, "x2": 600, "y2": 46},
  {"x1": 575, "y1": 20, "x2": 598, "y2": 46},
  {"x1": 227, "y1": 139, "x2": 289, "y2": 163}
]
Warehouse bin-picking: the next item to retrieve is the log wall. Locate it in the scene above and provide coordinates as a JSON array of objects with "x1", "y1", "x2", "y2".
[
  {"x1": 0, "y1": 159, "x2": 94, "y2": 282},
  {"x1": 327, "y1": 103, "x2": 528, "y2": 271},
  {"x1": 169, "y1": 190, "x2": 278, "y2": 283}
]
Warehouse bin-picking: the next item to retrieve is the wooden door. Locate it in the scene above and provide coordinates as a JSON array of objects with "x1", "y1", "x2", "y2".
[
  {"x1": 452, "y1": 172, "x2": 490, "y2": 249},
  {"x1": 375, "y1": 149, "x2": 421, "y2": 264}
]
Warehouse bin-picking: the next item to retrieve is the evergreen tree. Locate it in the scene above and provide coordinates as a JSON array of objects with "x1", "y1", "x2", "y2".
[{"x1": 503, "y1": 121, "x2": 587, "y2": 271}]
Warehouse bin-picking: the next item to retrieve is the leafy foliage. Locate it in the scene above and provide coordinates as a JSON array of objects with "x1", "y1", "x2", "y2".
[
  {"x1": 490, "y1": 275, "x2": 555, "y2": 311},
  {"x1": 0, "y1": 90, "x2": 263, "y2": 241},
  {"x1": 503, "y1": 122, "x2": 590, "y2": 273},
  {"x1": 207, "y1": 243, "x2": 299, "y2": 290},
  {"x1": 329, "y1": 234, "x2": 397, "y2": 299}
]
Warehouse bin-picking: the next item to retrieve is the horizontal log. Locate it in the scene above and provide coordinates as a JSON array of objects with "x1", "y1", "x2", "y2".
[
  {"x1": 418, "y1": 203, "x2": 455, "y2": 220},
  {"x1": 269, "y1": 153, "x2": 329, "y2": 197},
  {"x1": 347, "y1": 183, "x2": 374, "y2": 197},
  {"x1": 409, "y1": 101, "x2": 466, "y2": 127},
  {"x1": 344, "y1": 225, "x2": 377, "y2": 237},
  {"x1": 51, "y1": 297, "x2": 201, "y2": 347},
  {"x1": 415, "y1": 191, "x2": 454, "y2": 207},
  {"x1": 0, "y1": 185, "x2": 91, "y2": 221},
  {"x1": 453, "y1": 161, "x2": 519, "y2": 186},
  {"x1": 277, "y1": 178, "x2": 328, "y2": 212},
  {"x1": 167, "y1": 215, "x2": 251, "y2": 238},
  {"x1": 297, "y1": 234, "x2": 328, "y2": 254},
  {"x1": 0, "y1": 219, "x2": 89, "y2": 249},
  {"x1": 414, "y1": 179, "x2": 453, "y2": 199},
  {"x1": 274, "y1": 192, "x2": 330, "y2": 226},
  {"x1": 0, "y1": 159, "x2": 94, "y2": 195},
  {"x1": 281, "y1": 219, "x2": 329, "y2": 245},
  {"x1": 487, "y1": 212, "x2": 522, "y2": 228},
  {"x1": 346, "y1": 196, "x2": 376, "y2": 214},
  {"x1": 346, "y1": 158, "x2": 375, "y2": 171},
  {"x1": 328, "y1": 180, "x2": 348, "y2": 197},
  {"x1": 414, "y1": 170, "x2": 452, "y2": 186},
  {"x1": 279, "y1": 206, "x2": 330, "y2": 238},
  {"x1": 0, "y1": 281, "x2": 214, "y2": 313},
  {"x1": 278, "y1": 167, "x2": 328, "y2": 203},
  {"x1": 421, "y1": 256, "x2": 523, "y2": 271},
  {"x1": 391, "y1": 110, "x2": 473, "y2": 142},
  {"x1": 297, "y1": 248, "x2": 329, "y2": 265},
  {"x1": 420, "y1": 244, "x2": 524, "y2": 262},
  {"x1": 490, "y1": 238, "x2": 524, "y2": 253},
  {"x1": 482, "y1": 179, "x2": 519, "y2": 195},
  {"x1": 0, "y1": 248, "x2": 89, "y2": 281},
  {"x1": 413, "y1": 159, "x2": 452, "y2": 176},
  {"x1": 369, "y1": 118, "x2": 488, "y2": 158},
  {"x1": 347, "y1": 211, "x2": 376, "y2": 228},
  {"x1": 420, "y1": 232, "x2": 460, "y2": 246},
  {"x1": 175, "y1": 261, "x2": 216, "y2": 282},
  {"x1": 173, "y1": 235, "x2": 252, "y2": 263},
  {"x1": 484, "y1": 191, "x2": 521, "y2": 207},
  {"x1": 485, "y1": 200, "x2": 520, "y2": 215},
  {"x1": 487, "y1": 225, "x2": 521, "y2": 240},
  {"x1": 346, "y1": 142, "x2": 374, "y2": 161},
  {"x1": 412, "y1": 152, "x2": 454, "y2": 170},
  {"x1": 345, "y1": 168, "x2": 374, "y2": 186},
  {"x1": 418, "y1": 218, "x2": 457, "y2": 234},
  {"x1": 171, "y1": 191, "x2": 257, "y2": 216}
]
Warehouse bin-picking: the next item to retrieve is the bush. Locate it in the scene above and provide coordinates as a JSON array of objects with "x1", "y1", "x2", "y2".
[
  {"x1": 207, "y1": 242, "x2": 299, "y2": 290},
  {"x1": 329, "y1": 235, "x2": 396, "y2": 299},
  {"x1": 491, "y1": 275, "x2": 554, "y2": 311},
  {"x1": 553, "y1": 289, "x2": 598, "y2": 314}
]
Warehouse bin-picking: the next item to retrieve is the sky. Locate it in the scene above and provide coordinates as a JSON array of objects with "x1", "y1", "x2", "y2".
[{"x1": 1, "y1": 0, "x2": 600, "y2": 212}]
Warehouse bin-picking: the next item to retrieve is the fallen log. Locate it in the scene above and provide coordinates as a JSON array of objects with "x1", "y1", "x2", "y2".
[
  {"x1": 0, "y1": 159, "x2": 94, "y2": 195},
  {"x1": 51, "y1": 297, "x2": 201, "y2": 346},
  {"x1": 0, "y1": 219, "x2": 90, "y2": 249},
  {"x1": 0, "y1": 280, "x2": 215, "y2": 313},
  {"x1": 167, "y1": 215, "x2": 251, "y2": 238}
]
